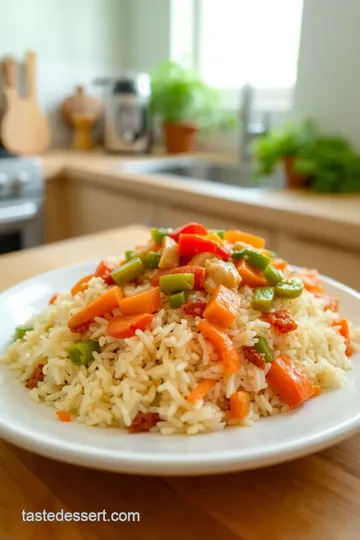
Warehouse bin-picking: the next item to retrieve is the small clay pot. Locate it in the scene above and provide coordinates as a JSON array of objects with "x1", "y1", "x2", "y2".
[
  {"x1": 163, "y1": 122, "x2": 198, "y2": 154},
  {"x1": 282, "y1": 156, "x2": 309, "y2": 188}
]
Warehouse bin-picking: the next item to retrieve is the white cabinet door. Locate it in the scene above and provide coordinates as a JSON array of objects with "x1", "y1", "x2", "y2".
[
  {"x1": 67, "y1": 183, "x2": 156, "y2": 237},
  {"x1": 278, "y1": 234, "x2": 360, "y2": 291},
  {"x1": 155, "y1": 205, "x2": 276, "y2": 248}
]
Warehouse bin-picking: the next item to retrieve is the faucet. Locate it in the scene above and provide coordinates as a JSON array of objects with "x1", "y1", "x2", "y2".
[{"x1": 240, "y1": 84, "x2": 271, "y2": 164}]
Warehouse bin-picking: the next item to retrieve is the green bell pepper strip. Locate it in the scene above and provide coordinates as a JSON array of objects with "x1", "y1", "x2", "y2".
[
  {"x1": 159, "y1": 273, "x2": 195, "y2": 294},
  {"x1": 150, "y1": 227, "x2": 172, "y2": 244},
  {"x1": 214, "y1": 229, "x2": 225, "y2": 239},
  {"x1": 14, "y1": 325, "x2": 33, "y2": 341},
  {"x1": 125, "y1": 250, "x2": 134, "y2": 261},
  {"x1": 232, "y1": 248, "x2": 270, "y2": 270},
  {"x1": 169, "y1": 291, "x2": 187, "y2": 308},
  {"x1": 275, "y1": 278, "x2": 304, "y2": 299},
  {"x1": 252, "y1": 287, "x2": 275, "y2": 312},
  {"x1": 263, "y1": 265, "x2": 284, "y2": 285},
  {"x1": 111, "y1": 257, "x2": 144, "y2": 286},
  {"x1": 254, "y1": 336, "x2": 273, "y2": 363},
  {"x1": 146, "y1": 251, "x2": 161, "y2": 269},
  {"x1": 68, "y1": 340, "x2": 100, "y2": 366}
]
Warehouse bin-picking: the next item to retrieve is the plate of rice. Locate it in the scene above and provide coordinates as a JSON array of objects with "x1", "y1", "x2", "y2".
[{"x1": 1, "y1": 223, "x2": 360, "y2": 475}]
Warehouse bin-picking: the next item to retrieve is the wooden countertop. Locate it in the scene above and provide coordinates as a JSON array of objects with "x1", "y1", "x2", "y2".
[
  {"x1": 42, "y1": 149, "x2": 360, "y2": 251},
  {"x1": 1, "y1": 225, "x2": 360, "y2": 540}
]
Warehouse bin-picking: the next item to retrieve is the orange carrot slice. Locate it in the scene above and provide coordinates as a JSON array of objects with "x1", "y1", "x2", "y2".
[
  {"x1": 271, "y1": 258, "x2": 288, "y2": 270},
  {"x1": 225, "y1": 230, "x2": 265, "y2": 249},
  {"x1": 266, "y1": 354, "x2": 315, "y2": 408},
  {"x1": 230, "y1": 391, "x2": 251, "y2": 418},
  {"x1": 331, "y1": 318, "x2": 353, "y2": 357},
  {"x1": 56, "y1": 410, "x2": 72, "y2": 422},
  {"x1": 68, "y1": 286, "x2": 123, "y2": 332},
  {"x1": 107, "y1": 313, "x2": 154, "y2": 339},
  {"x1": 198, "y1": 320, "x2": 241, "y2": 375},
  {"x1": 187, "y1": 379, "x2": 217, "y2": 404},
  {"x1": 49, "y1": 293, "x2": 58, "y2": 305},
  {"x1": 203, "y1": 284, "x2": 240, "y2": 328},
  {"x1": 118, "y1": 287, "x2": 162, "y2": 315},
  {"x1": 236, "y1": 259, "x2": 268, "y2": 287},
  {"x1": 71, "y1": 274, "x2": 94, "y2": 296}
]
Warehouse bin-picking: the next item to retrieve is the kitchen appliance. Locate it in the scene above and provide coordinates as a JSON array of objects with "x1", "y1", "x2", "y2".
[
  {"x1": 103, "y1": 73, "x2": 151, "y2": 154},
  {"x1": 0, "y1": 148, "x2": 44, "y2": 255}
]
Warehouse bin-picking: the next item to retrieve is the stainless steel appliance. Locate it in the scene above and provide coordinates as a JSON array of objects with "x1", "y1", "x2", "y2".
[
  {"x1": 0, "y1": 150, "x2": 44, "y2": 255},
  {"x1": 104, "y1": 73, "x2": 151, "y2": 154}
]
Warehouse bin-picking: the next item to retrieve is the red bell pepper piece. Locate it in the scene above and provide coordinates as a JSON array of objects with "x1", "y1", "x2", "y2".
[
  {"x1": 169, "y1": 222, "x2": 208, "y2": 242},
  {"x1": 178, "y1": 234, "x2": 230, "y2": 260},
  {"x1": 94, "y1": 260, "x2": 115, "y2": 285},
  {"x1": 151, "y1": 265, "x2": 206, "y2": 290},
  {"x1": 182, "y1": 297, "x2": 207, "y2": 317}
]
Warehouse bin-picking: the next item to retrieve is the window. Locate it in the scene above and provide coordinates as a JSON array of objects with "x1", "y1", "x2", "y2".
[
  {"x1": 196, "y1": 0, "x2": 303, "y2": 89},
  {"x1": 171, "y1": 0, "x2": 303, "y2": 110}
]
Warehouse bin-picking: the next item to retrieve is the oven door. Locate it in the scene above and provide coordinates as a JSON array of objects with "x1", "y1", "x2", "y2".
[{"x1": 0, "y1": 200, "x2": 44, "y2": 255}]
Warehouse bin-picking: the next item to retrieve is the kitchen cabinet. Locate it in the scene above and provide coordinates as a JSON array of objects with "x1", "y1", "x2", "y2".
[
  {"x1": 66, "y1": 181, "x2": 156, "y2": 238},
  {"x1": 278, "y1": 234, "x2": 360, "y2": 291},
  {"x1": 44, "y1": 176, "x2": 70, "y2": 243}
]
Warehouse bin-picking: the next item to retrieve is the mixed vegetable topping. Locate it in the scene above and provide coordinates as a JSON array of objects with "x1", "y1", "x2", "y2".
[{"x1": 19, "y1": 222, "x2": 354, "y2": 427}]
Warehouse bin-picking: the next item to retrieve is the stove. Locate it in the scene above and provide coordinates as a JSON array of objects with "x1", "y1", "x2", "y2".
[{"x1": 0, "y1": 147, "x2": 45, "y2": 255}]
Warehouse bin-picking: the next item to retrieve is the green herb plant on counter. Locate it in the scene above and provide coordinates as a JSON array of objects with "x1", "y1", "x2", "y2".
[{"x1": 252, "y1": 119, "x2": 360, "y2": 193}]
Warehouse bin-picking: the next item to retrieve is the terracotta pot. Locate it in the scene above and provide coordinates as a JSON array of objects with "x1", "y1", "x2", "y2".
[
  {"x1": 163, "y1": 122, "x2": 198, "y2": 154},
  {"x1": 282, "y1": 156, "x2": 309, "y2": 188}
]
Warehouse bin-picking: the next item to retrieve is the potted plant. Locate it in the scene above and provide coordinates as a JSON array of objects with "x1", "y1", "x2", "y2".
[
  {"x1": 252, "y1": 119, "x2": 360, "y2": 192},
  {"x1": 150, "y1": 61, "x2": 233, "y2": 154},
  {"x1": 252, "y1": 120, "x2": 317, "y2": 188}
]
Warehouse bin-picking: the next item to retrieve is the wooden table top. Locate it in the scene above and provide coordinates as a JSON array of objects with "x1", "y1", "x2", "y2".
[{"x1": 1, "y1": 225, "x2": 360, "y2": 540}]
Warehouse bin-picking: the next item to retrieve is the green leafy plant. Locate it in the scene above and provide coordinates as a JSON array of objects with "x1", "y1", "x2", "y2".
[
  {"x1": 150, "y1": 61, "x2": 235, "y2": 130},
  {"x1": 252, "y1": 120, "x2": 360, "y2": 193},
  {"x1": 252, "y1": 120, "x2": 317, "y2": 177}
]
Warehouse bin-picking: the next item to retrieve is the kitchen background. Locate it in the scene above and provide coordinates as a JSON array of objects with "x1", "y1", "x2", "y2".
[{"x1": 0, "y1": 0, "x2": 359, "y2": 290}]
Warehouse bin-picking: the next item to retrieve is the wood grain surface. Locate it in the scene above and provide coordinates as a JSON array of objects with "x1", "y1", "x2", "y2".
[{"x1": 1, "y1": 225, "x2": 360, "y2": 540}]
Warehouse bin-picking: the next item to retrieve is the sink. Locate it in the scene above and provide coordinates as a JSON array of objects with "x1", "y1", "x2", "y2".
[{"x1": 118, "y1": 157, "x2": 284, "y2": 189}]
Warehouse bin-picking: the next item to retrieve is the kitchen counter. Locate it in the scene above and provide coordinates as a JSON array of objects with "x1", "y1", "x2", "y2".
[
  {"x1": 42, "y1": 149, "x2": 360, "y2": 251},
  {"x1": 1, "y1": 224, "x2": 360, "y2": 540}
]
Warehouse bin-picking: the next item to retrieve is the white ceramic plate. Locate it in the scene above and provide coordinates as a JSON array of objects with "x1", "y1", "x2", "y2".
[{"x1": 0, "y1": 261, "x2": 359, "y2": 476}]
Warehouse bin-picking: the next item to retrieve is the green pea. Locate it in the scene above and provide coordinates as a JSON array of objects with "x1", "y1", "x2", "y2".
[{"x1": 68, "y1": 340, "x2": 100, "y2": 366}]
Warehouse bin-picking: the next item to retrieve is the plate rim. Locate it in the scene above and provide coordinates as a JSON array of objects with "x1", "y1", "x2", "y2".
[{"x1": 0, "y1": 260, "x2": 360, "y2": 476}]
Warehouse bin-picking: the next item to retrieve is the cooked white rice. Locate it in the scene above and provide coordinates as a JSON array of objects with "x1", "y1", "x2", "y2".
[{"x1": 1, "y1": 270, "x2": 359, "y2": 435}]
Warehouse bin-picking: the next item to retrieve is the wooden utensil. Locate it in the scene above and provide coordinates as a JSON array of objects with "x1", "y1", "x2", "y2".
[{"x1": 1, "y1": 51, "x2": 50, "y2": 155}]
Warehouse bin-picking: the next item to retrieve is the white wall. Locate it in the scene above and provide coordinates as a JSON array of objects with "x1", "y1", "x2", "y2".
[
  {"x1": 294, "y1": 0, "x2": 360, "y2": 149},
  {"x1": 0, "y1": 0, "x2": 127, "y2": 146},
  {"x1": 125, "y1": 0, "x2": 171, "y2": 72}
]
